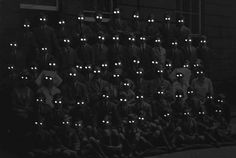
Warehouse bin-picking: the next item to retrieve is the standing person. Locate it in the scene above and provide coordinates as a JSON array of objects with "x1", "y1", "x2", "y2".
[
  {"x1": 8, "y1": 41, "x2": 26, "y2": 69},
  {"x1": 144, "y1": 14, "x2": 160, "y2": 46},
  {"x1": 191, "y1": 67, "x2": 214, "y2": 102},
  {"x1": 34, "y1": 13, "x2": 60, "y2": 57},
  {"x1": 172, "y1": 72, "x2": 189, "y2": 101},
  {"x1": 183, "y1": 37, "x2": 197, "y2": 65},
  {"x1": 170, "y1": 39, "x2": 185, "y2": 68},
  {"x1": 109, "y1": 8, "x2": 128, "y2": 35},
  {"x1": 152, "y1": 37, "x2": 166, "y2": 66},
  {"x1": 128, "y1": 11, "x2": 143, "y2": 37},
  {"x1": 57, "y1": 18, "x2": 70, "y2": 44}
]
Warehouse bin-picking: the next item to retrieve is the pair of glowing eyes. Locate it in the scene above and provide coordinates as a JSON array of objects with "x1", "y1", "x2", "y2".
[
  {"x1": 113, "y1": 74, "x2": 120, "y2": 78},
  {"x1": 172, "y1": 42, "x2": 178, "y2": 45},
  {"x1": 120, "y1": 98, "x2": 127, "y2": 102},
  {"x1": 133, "y1": 60, "x2": 140, "y2": 64},
  {"x1": 176, "y1": 74, "x2": 183, "y2": 78},
  {"x1": 175, "y1": 95, "x2": 183, "y2": 98},
  {"x1": 194, "y1": 64, "x2": 200, "y2": 67},
  {"x1": 128, "y1": 37, "x2": 135, "y2": 41},
  {"x1": 152, "y1": 61, "x2": 158, "y2": 64},
  {"x1": 217, "y1": 100, "x2": 224, "y2": 103},
  {"x1": 129, "y1": 120, "x2": 135, "y2": 123},
  {"x1": 113, "y1": 10, "x2": 120, "y2": 14},
  {"x1": 157, "y1": 70, "x2": 164, "y2": 73},
  {"x1": 215, "y1": 109, "x2": 222, "y2": 113},
  {"x1": 148, "y1": 19, "x2": 154, "y2": 23},
  {"x1": 123, "y1": 83, "x2": 130, "y2": 86},
  {"x1": 49, "y1": 63, "x2": 56, "y2": 66},
  {"x1": 35, "y1": 122, "x2": 43, "y2": 126},
  {"x1": 196, "y1": 71, "x2": 204, "y2": 75},
  {"x1": 54, "y1": 100, "x2": 62, "y2": 104},
  {"x1": 138, "y1": 117, "x2": 145, "y2": 120},
  {"x1": 41, "y1": 48, "x2": 47, "y2": 51},
  {"x1": 183, "y1": 65, "x2": 189, "y2": 68},
  {"x1": 30, "y1": 67, "x2": 38, "y2": 70},
  {"x1": 84, "y1": 66, "x2": 91, "y2": 69},
  {"x1": 98, "y1": 36, "x2": 105, "y2": 40},
  {"x1": 200, "y1": 40, "x2": 207, "y2": 43},
  {"x1": 183, "y1": 112, "x2": 190, "y2": 115},
  {"x1": 77, "y1": 101, "x2": 85, "y2": 105},
  {"x1": 207, "y1": 96, "x2": 213, "y2": 99},
  {"x1": 112, "y1": 37, "x2": 119, "y2": 40},
  {"x1": 166, "y1": 64, "x2": 172, "y2": 67},
  {"x1": 62, "y1": 121, "x2": 70, "y2": 125},
  {"x1": 39, "y1": 18, "x2": 47, "y2": 21},
  {"x1": 8, "y1": 66, "x2": 14, "y2": 70},
  {"x1": 115, "y1": 62, "x2": 122, "y2": 66},
  {"x1": 155, "y1": 39, "x2": 161, "y2": 43},
  {"x1": 136, "y1": 96, "x2": 144, "y2": 99},
  {"x1": 133, "y1": 15, "x2": 139, "y2": 19},
  {"x1": 10, "y1": 43, "x2": 17, "y2": 47},
  {"x1": 21, "y1": 76, "x2": 28, "y2": 80},
  {"x1": 59, "y1": 21, "x2": 65, "y2": 25},
  {"x1": 198, "y1": 111, "x2": 205, "y2": 115},
  {"x1": 136, "y1": 71, "x2": 143, "y2": 74},
  {"x1": 96, "y1": 16, "x2": 103, "y2": 20},
  {"x1": 140, "y1": 37, "x2": 146, "y2": 41},
  {"x1": 80, "y1": 38, "x2": 87, "y2": 41},
  {"x1": 102, "y1": 94, "x2": 109, "y2": 98},
  {"x1": 187, "y1": 91, "x2": 194, "y2": 94},
  {"x1": 165, "y1": 17, "x2": 171, "y2": 21},
  {"x1": 74, "y1": 123, "x2": 82, "y2": 127},
  {"x1": 69, "y1": 73, "x2": 77, "y2": 77},
  {"x1": 36, "y1": 98, "x2": 44, "y2": 102},
  {"x1": 157, "y1": 91, "x2": 164, "y2": 95},
  {"x1": 102, "y1": 120, "x2": 110, "y2": 124},
  {"x1": 178, "y1": 19, "x2": 184, "y2": 23},
  {"x1": 64, "y1": 39, "x2": 70, "y2": 43},
  {"x1": 78, "y1": 16, "x2": 84, "y2": 20},
  {"x1": 45, "y1": 76, "x2": 53, "y2": 80},
  {"x1": 164, "y1": 113, "x2": 170, "y2": 117},
  {"x1": 93, "y1": 70, "x2": 101, "y2": 74},
  {"x1": 24, "y1": 24, "x2": 30, "y2": 28},
  {"x1": 76, "y1": 65, "x2": 83, "y2": 69},
  {"x1": 101, "y1": 64, "x2": 108, "y2": 67},
  {"x1": 185, "y1": 39, "x2": 192, "y2": 42}
]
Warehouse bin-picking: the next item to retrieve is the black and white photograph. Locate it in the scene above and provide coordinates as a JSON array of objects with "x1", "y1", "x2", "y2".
[{"x1": 0, "y1": 0, "x2": 236, "y2": 158}]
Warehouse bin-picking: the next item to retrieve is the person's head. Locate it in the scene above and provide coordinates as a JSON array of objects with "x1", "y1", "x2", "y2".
[
  {"x1": 42, "y1": 75, "x2": 53, "y2": 88},
  {"x1": 132, "y1": 10, "x2": 140, "y2": 21},
  {"x1": 75, "y1": 97, "x2": 86, "y2": 108},
  {"x1": 101, "y1": 90, "x2": 110, "y2": 102},
  {"x1": 122, "y1": 79, "x2": 132, "y2": 91},
  {"x1": 156, "y1": 88, "x2": 165, "y2": 99},
  {"x1": 214, "y1": 106, "x2": 223, "y2": 117},
  {"x1": 177, "y1": 15, "x2": 185, "y2": 26},
  {"x1": 58, "y1": 18, "x2": 66, "y2": 27},
  {"x1": 101, "y1": 62, "x2": 109, "y2": 72},
  {"x1": 197, "y1": 107, "x2": 206, "y2": 119},
  {"x1": 165, "y1": 59, "x2": 172, "y2": 70},
  {"x1": 68, "y1": 67, "x2": 78, "y2": 82},
  {"x1": 40, "y1": 47, "x2": 48, "y2": 54},
  {"x1": 97, "y1": 32, "x2": 105, "y2": 44},
  {"x1": 77, "y1": 12, "x2": 85, "y2": 23},
  {"x1": 200, "y1": 36, "x2": 207, "y2": 46},
  {"x1": 140, "y1": 36, "x2": 146, "y2": 45},
  {"x1": 112, "y1": 68, "x2": 122, "y2": 83},
  {"x1": 185, "y1": 37, "x2": 192, "y2": 45},
  {"x1": 29, "y1": 62, "x2": 39, "y2": 74},
  {"x1": 156, "y1": 66, "x2": 164, "y2": 78},
  {"x1": 7, "y1": 64, "x2": 17, "y2": 79},
  {"x1": 135, "y1": 91, "x2": 144, "y2": 102},
  {"x1": 23, "y1": 19, "x2": 31, "y2": 30},
  {"x1": 175, "y1": 89, "x2": 184, "y2": 102},
  {"x1": 164, "y1": 13, "x2": 171, "y2": 23},
  {"x1": 35, "y1": 93, "x2": 46, "y2": 105},
  {"x1": 119, "y1": 93, "x2": 128, "y2": 105},
  {"x1": 206, "y1": 93, "x2": 214, "y2": 102},
  {"x1": 183, "y1": 108, "x2": 191, "y2": 118},
  {"x1": 151, "y1": 60, "x2": 159, "y2": 69},
  {"x1": 196, "y1": 67, "x2": 205, "y2": 80},
  {"x1": 171, "y1": 39, "x2": 178, "y2": 48},
  {"x1": 53, "y1": 94, "x2": 63, "y2": 110},
  {"x1": 113, "y1": 8, "x2": 121, "y2": 19},
  {"x1": 112, "y1": 34, "x2": 120, "y2": 44},
  {"x1": 95, "y1": 12, "x2": 103, "y2": 23},
  {"x1": 73, "y1": 120, "x2": 83, "y2": 130},
  {"x1": 162, "y1": 109, "x2": 172, "y2": 121},
  {"x1": 147, "y1": 14, "x2": 155, "y2": 24},
  {"x1": 75, "y1": 61, "x2": 84, "y2": 73},
  {"x1": 18, "y1": 69, "x2": 30, "y2": 86},
  {"x1": 127, "y1": 114, "x2": 136, "y2": 128},
  {"x1": 101, "y1": 115, "x2": 111, "y2": 128},
  {"x1": 80, "y1": 35, "x2": 87, "y2": 45},
  {"x1": 128, "y1": 34, "x2": 136, "y2": 44},
  {"x1": 135, "y1": 68, "x2": 144, "y2": 79},
  {"x1": 187, "y1": 87, "x2": 194, "y2": 98},
  {"x1": 9, "y1": 41, "x2": 18, "y2": 50},
  {"x1": 34, "y1": 116, "x2": 45, "y2": 130},
  {"x1": 114, "y1": 60, "x2": 123, "y2": 69},
  {"x1": 39, "y1": 13, "x2": 47, "y2": 26},
  {"x1": 61, "y1": 115, "x2": 72, "y2": 130},
  {"x1": 176, "y1": 72, "x2": 184, "y2": 82},
  {"x1": 132, "y1": 58, "x2": 140, "y2": 67},
  {"x1": 154, "y1": 37, "x2": 162, "y2": 47},
  {"x1": 47, "y1": 59, "x2": 57, "y2": 71},
  {"x1": 62, "y1": 37, "x2": 71, "y2": 47},
  {"x1": 93, "y1": 66, "x2": 102, "y2": 79},
  {"x1": 183, "y1": 60, "x2": 190, "y2": 69},
  {"x1": 216, "y1": 94, "x2": 225, "y2": 105}
]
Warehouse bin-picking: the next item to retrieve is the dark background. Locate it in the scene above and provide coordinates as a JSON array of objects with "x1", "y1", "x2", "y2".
[{"x1": 0, "y1": 0, "x2": 236, "y2": 104}]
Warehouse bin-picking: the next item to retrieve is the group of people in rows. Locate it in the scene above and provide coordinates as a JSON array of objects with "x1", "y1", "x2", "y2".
[{"x1": 1, "y1": 8, "x2": 232, "y2": 158}]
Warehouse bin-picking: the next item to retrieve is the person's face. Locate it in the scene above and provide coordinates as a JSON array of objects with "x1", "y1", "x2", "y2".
[
  {"x1": 43, "y1": 76, "x2": 53, "y2": 88},
  {"x1": 140, "y1": 37, "x2": 146, "y2": 44},
  {"x1": 41, "y1": 47, "x2": 48, "y2": 54},
  {"x1": 93, "y1": 68, "x2": 101, "y2": 79},
  {"x1": 30, "y1": 65, "x2": 38, "y2": 73},
  {"x1": 187, "y1": 89, "x2": 194, "y2": 97},
  {"x1": 175, "y1": 93, "x2": 184, "y2": 102},
  {"x1": 183, "y1": 63, "x2": 190, "y2": 69},
  {"x1": 171, "y1": 41, "x2": 178, "y2": 48},
  {"x1": 197, "y1": 111, "x2": 206, "y2": 119},
  {"x1": 48, "y1": 62, "x2": 57, "y2": 71},
  {"x1": 39, "y1": 16, "x2": 47, "y2": 25},
  {"x1": 196, "y1": 70, "x2": 205, "y2": 79},
  {"x1": 119, "y1": 97, "x2": 127, "y2": 105},
  {"x1": 165, "y1": 63, "x2": 172, "y2": 70},
  {"x1": 156, "y1": 69, "x2": 164, "y2": 77},
  {"x1": 53, "y1": 97, "x2": 63, "y2": 109},
  {"x1": 61, "y1": 120, "x2": 71, "y2": 130},
  {"x1": 155, "y1": 38, "x2": 161, "y2": 46},
  {"x1": 63, "y1": 38, "x2": 70, "y2": 47},
  {"x1": 200, "y1": 39, "x2": 207, "y2": 46},
  {"x1": 34, "y1": 120, "x2": 44, "y2": 130},
  {"x1": 101, "y1": 93, "x2": 110, "y2": 102},
  {"x1": 112, "y1": 35, "x2": 120, "y2": 44},
  {"x1": 58, "y1": 19, "x2": 65, "y2": 26},
  {"x1": 122, "y1": 82, "x2": 130, "y2": 90},
  {"x1": 163, "y1": 112, "x2": 171, "y2": 121},
  {"x1": 10, "y1": 42, "x2": 18, "y2": 50},
  {"x1": 95, "y1": 14, "x2": 103, "y2": 23},
  {"x1": 214, "y1": 108, "x2": 223, "y2": 117},
  {"x1": 151, "y1": 60, "x2": 159, "y2": 68},
  {"x1": 19, "y1": 74, "x2": 29, "y2": 86},
  {"x1": 78, "y1": 15, "x2": 85, "y2": 22},
  {"x1": 113, "y1": 9, "x2": 120, "y2": 19},
  {"x1": 185, "y1": 38, "x2": 192, "y2": 45},
  {"x1": 7, "y1": 65, "x2": 16, "y2": 78},
  {"x1": 217, "y1": 98, "x2": 224, "y2": 104},
  {"x1": 128, "y1": 119, "x2": 136, "y2": 128},
  {"x1": 128, "y1": 37, "x2": 135, "y2": 44},
  {"x1": 112, "y1": 73, "x2": 121, "y2": 83},
  {"x1": 176, "y1": 73, "x2": 184, "y2": 81},
  {"x1": 98, "y1": 35, "x2": 105, "y2": 43},
  {"x1": 101, "y1": 117, "x2": 111, "y2": 128},
  {"x1": 206, "y1": 95, "x2": 213, "y2": 101},
  {"x1": 183, "y1": 111, "x2": 191, "y2": 118},
  {"x1": 114, "y1": 61, "x2": 122, "y2": 68},
  {"x1": 136, "y1": 95, "x2": 144, "y2": 102},
  {"x1": 74, "y1": 121, "x2": 83, "y2": 130},
  {"x1": 164, "y1": 16, "x2": 171, "y2": 23},
  {"x1": 136, "y1": 69, "x2": 143, "y2": 79},
  {"x1": 147, "y1": 17, "x2": 155, "y2": 24},
  {"x1": 75, "y1": 64, "x2": 83, "y2": 73},
  {"x1": 76, "y1": 100, "x2": 86, "y2": 108},
  {"x1": 178, "y1": 18, "x2": 184, "y2": 25},
  {"x1": 101, "y1": 63, "x2": 108, "y2": 72},
  {"x1": 23, "y1": 22, "x2": 31, "y2": 30},
  {"x1": 68, "y1": 71, "x2": 77, "y2": 82},
  {"x1": 80, "y1": 37, "x2": 87, "y2": 45},
  {"x1": 36, "y1": 96, "x2": 45, "y2": 105},
  {"x1": 133, "y1": 59, "x2": 140, "y2": 67},
  {"x1": 157, "y1": 90, "x2": 165, "y2": 98},
  {"x1": 133, "y1": 13, "x2": 139, "y2": 21}
]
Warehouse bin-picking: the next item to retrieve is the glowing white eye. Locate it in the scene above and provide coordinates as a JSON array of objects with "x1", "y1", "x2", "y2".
[
  {"x1": 62, "y1": 121, "x2": 65, "y2": 124},
  {"x1": 102, "y1": 120, "x2": 105, "y2": 123},
  {"x1": 197, "y1": 71, "x2": 199, "y2": 74},
  {"x1": 141, "y1": 96, "x2": 144, "y2": 99},
  {"x1": 189, "y1": 39, "x2": 192, "y2": 42},
  {"x1": 219, "y1": 110, "x2": 222, "y2": 112},
  {"x1": 184, "y1": 112, "x2": 186, "y2": 115},
  {"x1": 40, "y1": 18, "x2": 42, "y2": 21},
  {"x1": 128, "y1": 37, "x2": 131, "y2": 41},
  {"x1": 120, "y1": 98, "x2": 123, "y2": 101},
  {"x1": 39, "y1": 122, "x2": 43, "y2": 125},
  {"x1": 45, "y1": 77, "x2": 48, "y2": 80},
  {"x1": 53, "y1": 63, "x2": 56, "y2": 66},
  {"x1": 106, "y1": 121, "x2": 109, "y2": 124},
  {"x1": 35, "y1": 122, "x2": 38, "y2": 125},
  {"x1": 136, "y1": 96, "x2": 139, "y2": 99},
  {"x1": 132, "y1": 38, "x2": 135, "y2": 41},
  {"x1": 43, "y1": 18, "x2": 46, "y2": 21},
  {"x1": 25, "y1": 77, "x2": 28, "y2": 80},
  {"x1": 49, "y1": 63, "x2": 52, "y2": 66},
  {"x1": 164, "y1": 114, "x2": 167, "y2": 117},
  {"x1": 66, "y1": 121, "x2": 69, "y2": 124},
  {"x1": 113, "y1": 37, "x2": 115, "y2": 40},
  {"x1": 202, "y1": 112, "x2": 205, "y2": 114},
  {"x1": 49, "y1": 77, "x2": 52, "y2": 80},
  {"x1": 175, "y1": 95, "x2": 178, "y2": 98},
  {"x1": 73, "y1": 73, "x2": 76, "y2": 77}
]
